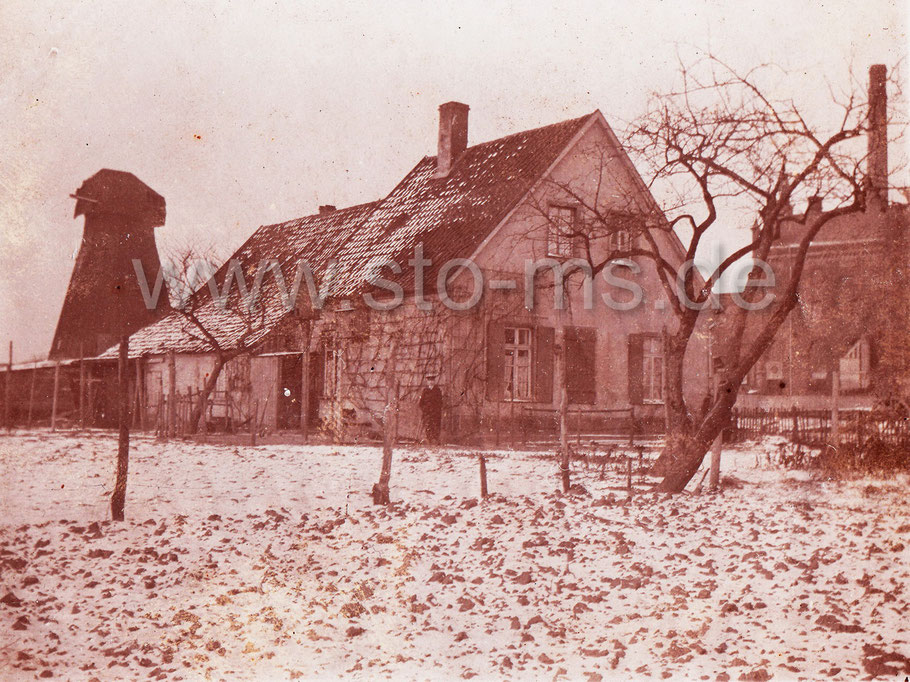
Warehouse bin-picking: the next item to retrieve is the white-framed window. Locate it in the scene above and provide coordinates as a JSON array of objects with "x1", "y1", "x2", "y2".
[
  {"x1": 547, "y1": 205, "x2": 578, "y2": 258},
  {"x1": 504, "y1": 326, "x2": 533, "y2": 401},
  {"x1": 609, "y1": 229, "x2": 632, "y2": 253},
  {"x1": 643, "y1": 336, "x2": 664, "y2": 403},
  {"x1": 840, "y1": 338, "x2": 871, "y2": 391}
]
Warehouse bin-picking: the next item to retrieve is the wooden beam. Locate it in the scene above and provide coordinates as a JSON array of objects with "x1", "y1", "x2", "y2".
[
  {"x1": 79, "y1": 342, "x2": 86, "y2": 429},
  {"x1": 111, "y1": 336, "x2": 130, "y2": 521},
  {"x1": 4, "y1": 341, "x2": 11, "y2": 431},
  {"x1": 27, "y1": 363, "x2": 37, "y2": 427},
  {"x1": 51, "y1": 361, "x2": 61, "y2": 431},
  {"x1": 167, "y1": 350, "x2": 177, "y2": 438}
]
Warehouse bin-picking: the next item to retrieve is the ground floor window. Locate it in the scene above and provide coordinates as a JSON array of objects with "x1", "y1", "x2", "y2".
[
  {"x1": 642, "y1": 336, "x2": 663, "y2": 403},
  {"x1": 504, "y1": 327, "x2": 532, "y2": 400},
  {"x1": 628, "y1": 333, "x2": 663, "y2": 404},
  {"x1": 840, "y1": 338, "x2": 871, "y2": 391}
]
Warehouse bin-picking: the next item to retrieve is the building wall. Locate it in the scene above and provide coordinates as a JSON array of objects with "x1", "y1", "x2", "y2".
[
  {"x1": 737, "y1": 202, "x2": 909, "y2": 404},
  {"x1": 322, "y1": 121, "x2": 711, "y2": 442}
]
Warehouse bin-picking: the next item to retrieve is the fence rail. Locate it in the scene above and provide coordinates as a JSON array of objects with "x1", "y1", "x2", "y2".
[{"x1": 730, "y1": 406, "x2": 910, "y2": 448}]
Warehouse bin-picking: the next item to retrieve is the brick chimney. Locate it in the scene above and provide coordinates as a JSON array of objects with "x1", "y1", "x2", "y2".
[
  {"x1": 435, "y1": 102, "x2": 469, "y2": 177},
  {"x1": 318, "y1": 205, "x2": 336, "y2": 215},
  {"x1": 867, "y1": 64, "x2": 888, "y2": 209}
]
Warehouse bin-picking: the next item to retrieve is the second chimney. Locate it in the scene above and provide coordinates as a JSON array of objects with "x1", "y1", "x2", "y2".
[
  {"x1": 867, "y1": 64, "x2": 888, "y2": 209},
  {"x1": 436, "y1": 102, "x2": 469, "y2": 177}
]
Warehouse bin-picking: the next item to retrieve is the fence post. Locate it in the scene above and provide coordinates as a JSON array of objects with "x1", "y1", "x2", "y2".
[
  {"x1": 479, "y1": 453, "x2": 488, "y2": 498},
  {"x1": 830, "y1": 370, "x2": 840, "y2": 445}
]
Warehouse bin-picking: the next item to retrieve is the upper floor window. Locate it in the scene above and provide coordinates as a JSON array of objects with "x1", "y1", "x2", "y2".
[
  {"x1": 547, "y1": 205, "x2": 578, "y2": 258},
  {"x1": 609, "y1": 229, "x2": 632, "y2": 254}
]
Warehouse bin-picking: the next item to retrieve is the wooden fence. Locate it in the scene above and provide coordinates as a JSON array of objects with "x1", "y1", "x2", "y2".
[{"x1": 730, "y1": 406, "x2": 910, "y2": 449}]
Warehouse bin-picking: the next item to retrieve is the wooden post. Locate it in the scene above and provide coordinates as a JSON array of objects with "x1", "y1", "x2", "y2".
[
  {"x1": 27, "y1": 363, "x2": 37, "y2": 427},
  {"x1": 479, "y1": 453, "x2": 488, "y2": 498},
  {"x1": 110, "y1": 337, "x2": 130, "y2": 521},
  {"x1": 373, "y1": 381, "x2": 399, "y2": 505},
  {"x1": 830, "y1": 369, "x2": 840, "y2": 444},
  {"x1": 78, "y1": 343, "x2": 86, "y2": 429},
  {"x1": 556, "y1": 331, "x2": 570, "y2": 493},
  {"x1": 626, "y1": 455, "x2": 632, "y2": 492},
  {"x1": 250, "y1": 399, "x2": 259, "y2": 446},
  {"x1": 708, "y1": 374, "x2": 721, "y2": 489},
  {"x1": 709, "y1": 436, "x2": 722, "y2": 490},
  {"x1": 158, "y1": 385, "x2": 165, "y2": 439},
  {"x1": 4, "y1": 341, "x2": 11, "y2": 431},
  {"x1": 167, "y1": 350, "x2": 177, "y2": 438},
  {"x1": 135, "y1": 357, "x2": 145, "y2": 431},
  {"x1": 301, "y1": 350, "x2": 310, "y2": 442},
  {"x1": 509, "y1": 390, "x2": 515, "y2": 450},
  {"x1": 50, "y1": 361, "x2": 61, "y2": 431}
]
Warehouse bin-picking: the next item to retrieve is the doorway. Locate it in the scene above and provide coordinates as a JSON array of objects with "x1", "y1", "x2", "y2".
[{"x1": 277, "y1": 354, "x2": 303, "y2": 429}]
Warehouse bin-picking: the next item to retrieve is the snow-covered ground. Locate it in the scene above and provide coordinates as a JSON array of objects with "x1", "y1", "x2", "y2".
[{"x1": 1, "y1": 431, "x2": 908, "y2": 680}]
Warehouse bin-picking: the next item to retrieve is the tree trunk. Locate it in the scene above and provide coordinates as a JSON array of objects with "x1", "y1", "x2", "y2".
[
  {"x1": 110, "y1": 337, "x2": 130, "y2": 521},
  {"x1": 189, "y1": 354, "x2": 227, "y2": 433},
  {"x1": 373, "y1": 382, "x2": 400, "y2": 505},
  {"x1": 656, "y1": 396, "x2": 733, "y2": 492},
  {"x1": 650, "y1": 343, "x2": 691, "y2": 477}
]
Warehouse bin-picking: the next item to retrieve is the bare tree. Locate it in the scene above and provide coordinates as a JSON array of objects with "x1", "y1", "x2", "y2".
[
  {"x1": 333, "y1": 300, "x2": 446, "y2": 504},
  {"x1": 166, "y1": 246, "x2": 272, "y2": 433},
  {"x1": 532, "y1": 56, "x2": 905, "y2": 492}
]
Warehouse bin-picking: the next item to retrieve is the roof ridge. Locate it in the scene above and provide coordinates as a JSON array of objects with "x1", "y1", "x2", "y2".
[
  {"x1": 425, "y1": 111, "x2": 596, "y2": 161},
  {"x1": 266, "y1": 198, "x2": 381, "y2": 230}
]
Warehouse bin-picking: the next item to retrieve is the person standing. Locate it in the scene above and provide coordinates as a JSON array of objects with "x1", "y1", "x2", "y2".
[{"x1": 418, "y1": 375, "x2": 443, "y2": 444}]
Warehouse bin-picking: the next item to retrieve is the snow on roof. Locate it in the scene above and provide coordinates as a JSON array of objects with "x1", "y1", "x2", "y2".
[{"x1": 102, "y1": 112, "x2": 596, "y2": 357}]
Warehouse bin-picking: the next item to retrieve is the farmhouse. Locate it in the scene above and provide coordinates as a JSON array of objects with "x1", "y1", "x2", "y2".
[{"x1": 8, "y1": 104, "x2": 712, "y2": 441}]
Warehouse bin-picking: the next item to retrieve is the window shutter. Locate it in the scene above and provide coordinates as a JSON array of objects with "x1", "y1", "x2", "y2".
[
  {"x1": 535, "y1": 326, "x2": 555, "y2": 404},
  {"x1": 486, "y1": 321, "x2": 505, "y2": 401},
  {"x1": 567, "y1": 327, "x2": 597, "y2": 404},
  {"x1": 628, "y1": 333, "x2": 644, "y2": 405}
]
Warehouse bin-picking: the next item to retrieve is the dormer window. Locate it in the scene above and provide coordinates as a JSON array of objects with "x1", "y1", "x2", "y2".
[{"x1": 547, "y1": 205, "x2": 578, "y2": 258}]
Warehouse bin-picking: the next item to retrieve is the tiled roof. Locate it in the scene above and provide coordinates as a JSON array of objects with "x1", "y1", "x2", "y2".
[
  {"x1": 332, "y1": 113, "x2": 594, "y2": 294},
  {"x1": 103, "y1": 201, "x2": 377, "y2": 357},
  {"x1": 105, "y1": 112, "x2": 596, "y2": 357}
]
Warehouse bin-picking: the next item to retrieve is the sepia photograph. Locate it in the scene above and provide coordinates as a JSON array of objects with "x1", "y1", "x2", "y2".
[{"x1": 1, "y1": 1, "x2": 908, "y2": 679}]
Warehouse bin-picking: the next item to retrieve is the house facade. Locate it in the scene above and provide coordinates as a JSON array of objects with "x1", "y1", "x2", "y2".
[{"x1": 77, "y1": 104, "x2": 711, "y2": 442}]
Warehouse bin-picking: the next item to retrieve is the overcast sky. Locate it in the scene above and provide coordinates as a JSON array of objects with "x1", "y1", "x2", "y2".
[{"x1": 1, "y1": 0, "x2": 906, "y2": 361}]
